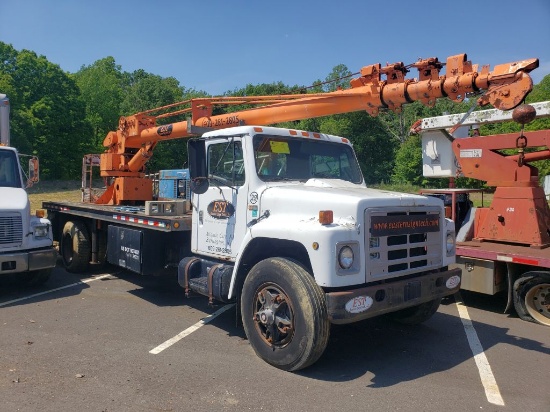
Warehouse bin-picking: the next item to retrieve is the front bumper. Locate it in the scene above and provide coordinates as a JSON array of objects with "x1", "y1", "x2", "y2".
[
  {"x1": 326, "y1": 267, "x2": 461, "y2": 324},
  {"x1": 0, "y1": 247, "x2": 58, "y2": 275}
]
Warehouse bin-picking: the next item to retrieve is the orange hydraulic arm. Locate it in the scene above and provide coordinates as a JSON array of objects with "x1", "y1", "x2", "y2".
[{"x1": 97, "y1": 53, "x2": 538, "y2": 205}]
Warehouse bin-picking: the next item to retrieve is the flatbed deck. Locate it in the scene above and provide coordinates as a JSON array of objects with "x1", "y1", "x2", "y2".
[
  {"x1": 457, "y1": 240, "x2": 550, "y2": 268},
  {"x1": 43, "y1": 201, "x2": 193, "y2": 232}
]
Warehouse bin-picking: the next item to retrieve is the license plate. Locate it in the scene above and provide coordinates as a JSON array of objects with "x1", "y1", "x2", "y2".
[{"x1": 404, "y1": 281, "x2": 421, "y2": 301}]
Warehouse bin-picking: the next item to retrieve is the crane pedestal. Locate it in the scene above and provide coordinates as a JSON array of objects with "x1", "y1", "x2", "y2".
[{"x1": 474, "y1": 186, "x2": 550, "y2": 248}]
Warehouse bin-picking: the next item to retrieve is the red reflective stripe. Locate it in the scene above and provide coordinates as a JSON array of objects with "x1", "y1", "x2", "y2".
[
  {"x1": 112, "y1": 214, "x2": 165, "y2": 228},
  {"x1": 512, "y1": 257, "x2": 539, "y2": 266}
]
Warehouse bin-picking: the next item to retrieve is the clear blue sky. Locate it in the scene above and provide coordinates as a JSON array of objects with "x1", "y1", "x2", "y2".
[{"x1": 2, "y1": 0, "x2": 549, "y2": 96}]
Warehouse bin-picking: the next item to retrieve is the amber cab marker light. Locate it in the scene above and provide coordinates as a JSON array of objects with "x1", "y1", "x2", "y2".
[{"x1": 319, "y1": 210, "x2": 333, "y2": 225}]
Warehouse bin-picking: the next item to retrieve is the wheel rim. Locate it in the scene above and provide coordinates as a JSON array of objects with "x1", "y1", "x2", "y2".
[
  {"x1": 252, "y1": 283, "x2": 294, "y2": 348},
  {"x1": 524, "y1": 282, "x2": 550, "y2": 326}
]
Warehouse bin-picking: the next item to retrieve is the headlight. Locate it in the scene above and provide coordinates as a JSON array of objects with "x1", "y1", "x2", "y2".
[
  {"x1": 34, "y1": 224, "x2": 49, "y2": 238},
  {"x1": 338, "y1": 245, "x2": 354, "y2": 269},
  {"x1": 446, "y1": 232, "x2": 455, "y2": 255}
]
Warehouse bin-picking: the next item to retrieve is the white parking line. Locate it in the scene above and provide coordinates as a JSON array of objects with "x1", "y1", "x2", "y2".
[
  {"x1": 455, "y1": 293, "x2": 505, "y2": 406},
  {"x1": 0, "y1": 274, "x2": 112, "y2": 308},
  {"x1": 149, "y1": 303, "x2": 235, "y2": 355}
]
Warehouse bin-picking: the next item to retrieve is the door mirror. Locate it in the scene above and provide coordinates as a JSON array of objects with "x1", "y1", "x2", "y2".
[
  {"x1": 190, "y1": 177, "x2": 209, "y2": 195},
  {"x1": 188, "y1": 139, "x2": 207, "y2": 179},
  {"x1": 27, "y1": 156, "x2": 39, "y2": 187}
]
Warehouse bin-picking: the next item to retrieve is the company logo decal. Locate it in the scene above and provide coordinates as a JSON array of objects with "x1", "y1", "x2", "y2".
[
  {"x1": 157, "y1": 124, "x2": 173, "y2": 137},
  {"x1": 207, "y1": 200, "x2": 235, "y2": 219},
  {"x1": 345, "y1": 295, "x2": 373, "y2": 314},
  {"x1": 446, "y1": 275, "x2": 461, "y2": 289}
]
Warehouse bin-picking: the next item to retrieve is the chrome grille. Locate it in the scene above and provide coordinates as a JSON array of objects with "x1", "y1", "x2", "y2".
[
  {"x1": 366, "y1": 207, "x2": 442, "y2": 281},
  {"x1": 0, "y1": 213, "x2": 23, "y2": 246}
]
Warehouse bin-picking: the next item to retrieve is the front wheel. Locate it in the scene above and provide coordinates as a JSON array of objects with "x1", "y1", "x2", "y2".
[
  {"x1": 241, "y1": 257, "x2": 330, "y2": 371},
  {"x1": 514, "y1": 273, "x2": 550, "y2": 326}
]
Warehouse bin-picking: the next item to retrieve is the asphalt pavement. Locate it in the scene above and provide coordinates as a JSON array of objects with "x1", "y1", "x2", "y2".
[{"x1": 1, "y1": 265, "x2": 548, "y2": 412}]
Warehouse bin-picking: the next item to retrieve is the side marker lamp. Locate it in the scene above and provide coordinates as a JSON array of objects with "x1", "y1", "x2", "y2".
[{"x1": 319, "y1": 210, "x2": 333, "y2": 225}]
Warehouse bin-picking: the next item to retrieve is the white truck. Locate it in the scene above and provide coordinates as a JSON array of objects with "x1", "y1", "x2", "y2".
[
  {"x1": 0, "y1": 94, "x2": 57, "y2": 285},
  {"x1": 45, "y1": 125, "x2": 461, "y2": 370}
]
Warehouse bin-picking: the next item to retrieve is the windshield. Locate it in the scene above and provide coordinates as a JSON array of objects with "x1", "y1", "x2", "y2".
[
  {"x1": 253, "y1": 134, "x2": 363, "y2": 183},
  {"x1": 0, "y1": 150, "x2": 21, "y2": 188}
]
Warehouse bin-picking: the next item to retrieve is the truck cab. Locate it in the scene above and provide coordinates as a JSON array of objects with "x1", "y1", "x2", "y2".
[
  {"x1": 0, "y1": 94, "x2": 57, "y2": 285},
  {"x1": 181, "y1": 125, "x2": 461, "y2": 370},
  {"x1": 0, "y1": 146, "x2": 57, "y2": 284}
]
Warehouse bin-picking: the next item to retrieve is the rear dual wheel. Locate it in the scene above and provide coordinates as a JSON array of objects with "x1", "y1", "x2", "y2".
[
  {"x1": 514, "y1": 273, "x2": 550, "y2": 326},
  {"x1": 61, "y1": 221, "x2": 91, "y2": 273}
]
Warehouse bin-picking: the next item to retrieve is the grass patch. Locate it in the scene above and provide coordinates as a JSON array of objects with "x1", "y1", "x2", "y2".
[{"x1": 28, "y1": 180, "x2": 82, "y2": 213}]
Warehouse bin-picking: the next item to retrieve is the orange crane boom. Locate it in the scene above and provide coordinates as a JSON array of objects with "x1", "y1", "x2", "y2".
[{"x1": 97, "y1": 53, "x2": 539, "y2": 205}]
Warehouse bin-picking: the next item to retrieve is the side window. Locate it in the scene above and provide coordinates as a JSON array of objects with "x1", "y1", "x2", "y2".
[
  {"x1": 208, "y1": 140, "x2": 245, "y2": 186},
  {"x1": 0, "y1": 152, "x2": 21, "y2": 188}
]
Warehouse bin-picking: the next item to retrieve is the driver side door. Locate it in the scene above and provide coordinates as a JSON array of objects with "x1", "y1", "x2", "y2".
[{"x1": 193, "y1": 137, "x2": 248, "y2": 260}]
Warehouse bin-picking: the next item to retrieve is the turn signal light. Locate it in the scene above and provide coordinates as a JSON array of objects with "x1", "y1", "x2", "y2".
[
  {"x1": 35, "y1": 209, "x2": 46, "y2": 218},
  {"x1": 319, "y1": 210, "x2": 333, "y2": 225}
]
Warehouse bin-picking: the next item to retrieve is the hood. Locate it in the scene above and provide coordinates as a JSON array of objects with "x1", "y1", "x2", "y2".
[
  {"x1": 259, "y1": 179, "x2": 441, "y2": 219},
  {"x1": 0, "y1": 187, "x2": 29, "y2": 212}
]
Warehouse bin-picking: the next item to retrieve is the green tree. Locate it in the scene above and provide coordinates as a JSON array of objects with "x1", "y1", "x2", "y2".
[
  {"x1": 321, "y1": 64, "x2": 352, "y2": 92},
  {"x1": 73, "y1": 57, "x2": 123, "y2": 150},
  {"x1": 0, "y1": 42, "x2": 93, "y2": 179},
  {"x1": 392, "y1": 134, "x2": 424, "y2": 185},
  {"x1": 118, "y1": 70, "x2": 191, "y2": 172}
]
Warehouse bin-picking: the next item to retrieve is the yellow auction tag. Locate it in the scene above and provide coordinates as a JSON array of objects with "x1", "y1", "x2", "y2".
[{"x1": 270, "y1": 141, "x2": 290, "y2": 154}]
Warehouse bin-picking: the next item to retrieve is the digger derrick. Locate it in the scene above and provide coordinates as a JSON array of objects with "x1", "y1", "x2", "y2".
[
  {"x1": 419, "y1": 101, "x2": 550, "y2": 248},
  {"x1": 98, "y1": 53, "x2": 539, "y2": 205},
  {"x1": 452, "y1": 118, "x2": 550, "y2": 248}
]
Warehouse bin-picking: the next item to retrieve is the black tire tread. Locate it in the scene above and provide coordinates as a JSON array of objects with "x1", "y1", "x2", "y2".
[
  {"x1": 241, "y1": 257, "x2": 330, "y2": 371},
  {"x1": 62, "y1": 221, "x2": 91, "y2": 273},
  {"x1": 513, "y1": 272, "x2": 550, "y2": 326}
]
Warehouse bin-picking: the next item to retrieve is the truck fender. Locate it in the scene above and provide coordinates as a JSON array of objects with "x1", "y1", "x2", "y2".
[
  {"x1": 227, "y1": 229, "x2": 255, "y2": 299},
  {"x1": 226, "y1": 228, "x2": 312, "y2": 300}
]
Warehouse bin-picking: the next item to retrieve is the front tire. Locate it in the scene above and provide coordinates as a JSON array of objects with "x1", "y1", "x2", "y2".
[
  {"x1": 241, "y1": 257, "x2": 330, "y2": 371},
  {"x1": 514, "y1": 273, "x2": 550, "y2": 326},
  {"x1": 61, "y1": 221, "x2": 91, "y2": 273}
]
